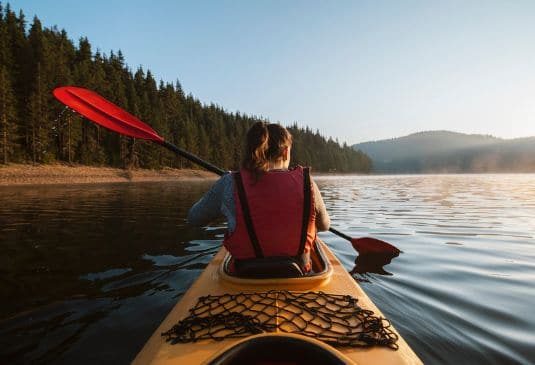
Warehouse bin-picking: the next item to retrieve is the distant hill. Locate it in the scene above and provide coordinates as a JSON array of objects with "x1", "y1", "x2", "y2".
[{"x1": 353, "y1": 131, "x2": 535, "y2": 173}]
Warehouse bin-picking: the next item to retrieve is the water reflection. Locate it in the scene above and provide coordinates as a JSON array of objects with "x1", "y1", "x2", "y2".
[{"x1": 0, "y1": 181, "x2": 219, "y2": 364}]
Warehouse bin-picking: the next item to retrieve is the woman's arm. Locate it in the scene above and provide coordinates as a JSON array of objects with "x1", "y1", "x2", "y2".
[
  {"x1": 187, "y1": 175, "x2": 229, "y2": 226},
  {"x1": 312, "y1": 181, "x2": 330, "y2": 231}
]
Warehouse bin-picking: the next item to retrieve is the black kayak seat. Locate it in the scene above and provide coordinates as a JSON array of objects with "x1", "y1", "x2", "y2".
[
  {"x1": 234, "y1": 256, "x2": 305, "y2": 278},
  {"x1": 223, "y1": 241, "x2": 329, "y2": 279},
  {"x1": 207, "y1": 335, "x2": 347, "y2": 365}
]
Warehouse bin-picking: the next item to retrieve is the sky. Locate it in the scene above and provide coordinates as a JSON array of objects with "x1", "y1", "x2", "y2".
[{"x1": 9, "y1": 0, "x2": 535, "y2": 144}]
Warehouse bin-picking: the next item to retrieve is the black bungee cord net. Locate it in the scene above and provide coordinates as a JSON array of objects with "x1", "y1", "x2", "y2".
[{"x1": 161, "y1": 291, "x2": 399, "y2": 350}]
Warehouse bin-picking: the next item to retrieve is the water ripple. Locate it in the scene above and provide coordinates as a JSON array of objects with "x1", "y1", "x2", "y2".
[{"x1": 316, "y1": 174, "x2": 535, "y2": 364}]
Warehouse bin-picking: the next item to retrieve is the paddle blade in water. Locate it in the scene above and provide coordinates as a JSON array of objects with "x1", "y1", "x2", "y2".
[
  {"x1": 351, "y1": 237, "x2": 401, "y2": 255},
  {"x1": 350, "y1": 250, "x2": 400, "y2": 276},
  {"x1": 53, "y1": 86, "x2": 164, "y2": 142}
]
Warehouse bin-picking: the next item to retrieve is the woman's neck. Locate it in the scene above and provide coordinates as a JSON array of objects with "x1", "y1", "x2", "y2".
[{"x1": 267, "y1": 160, "x2": 288, "y2": 170}]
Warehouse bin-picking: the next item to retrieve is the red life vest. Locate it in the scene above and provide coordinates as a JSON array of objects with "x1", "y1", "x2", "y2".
[{"x1": 223, "y1": 166, "x2": 317, "y2": 271}]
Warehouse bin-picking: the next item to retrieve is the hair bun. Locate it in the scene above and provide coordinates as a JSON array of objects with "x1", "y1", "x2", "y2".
[{"x1": 242, "y1": 122, "x2": 292, "y2": 180}]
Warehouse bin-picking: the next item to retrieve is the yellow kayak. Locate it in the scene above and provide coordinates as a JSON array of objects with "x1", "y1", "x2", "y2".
[{"x1": 133, "y1": 240, "x2": 422, "y2": 365}]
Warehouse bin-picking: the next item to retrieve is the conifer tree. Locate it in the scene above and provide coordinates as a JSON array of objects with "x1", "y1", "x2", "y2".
[
  {"x1": 46, "y1": 27, "x2": 75, "y2": 161},
  {"x1": 0, "y1": 5, "x2": 17, "y2": 163},
  {"x1": 28, "y1": 16, "x2": 54, "y2": 162},
  {"x1": 0, "y1": 67, "x2": 16, "y2": 164}
]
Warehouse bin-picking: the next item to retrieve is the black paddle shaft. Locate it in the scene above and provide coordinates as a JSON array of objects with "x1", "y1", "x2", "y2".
[
  {"x1": 161, "y1": 140, "x2": 226, "y2": 176},
  {"x1": 328, "y1": 227, "x2": 352, "y2": 242},
  {"x1": 162, "y1": 139, "x2": 346, "y2": 242}
]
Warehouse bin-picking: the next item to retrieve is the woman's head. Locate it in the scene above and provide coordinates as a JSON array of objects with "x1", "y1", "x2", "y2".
[{"x1": 241, "y1": 122, "x2": 293, "y2": 177}]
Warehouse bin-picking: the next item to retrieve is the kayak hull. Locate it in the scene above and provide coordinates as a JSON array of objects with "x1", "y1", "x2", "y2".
[{"x1": 133, "y1": 240, "x2": 422, "y2": 365}]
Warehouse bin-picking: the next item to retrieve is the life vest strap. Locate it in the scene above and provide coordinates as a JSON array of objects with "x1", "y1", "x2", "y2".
[
  {"x1": 298, "y1": 167, "x2": 312, "y2": 256},
  {"x1": 234, "y1": 172, "x2": 264, "y2": 258}
]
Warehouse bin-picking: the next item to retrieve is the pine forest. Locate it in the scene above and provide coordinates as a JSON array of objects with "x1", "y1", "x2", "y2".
[{"x1": 0, "y1": 4, "x2": 372, "y2": 173}]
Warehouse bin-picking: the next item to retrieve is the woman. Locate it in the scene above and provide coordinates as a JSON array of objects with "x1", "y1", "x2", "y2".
[{"x1": 188, "y1": 122, "x2": 330, "y2": 274}]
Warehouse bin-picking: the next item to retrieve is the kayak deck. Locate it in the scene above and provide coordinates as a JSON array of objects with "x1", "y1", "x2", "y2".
[{"x1": 133, "y1": 241, "x2": 422, "y2": 365}]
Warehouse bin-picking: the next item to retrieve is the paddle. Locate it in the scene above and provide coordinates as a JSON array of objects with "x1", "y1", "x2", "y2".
[{"x1": 53, "y1": 86, "x2": 400, "y2": 256}]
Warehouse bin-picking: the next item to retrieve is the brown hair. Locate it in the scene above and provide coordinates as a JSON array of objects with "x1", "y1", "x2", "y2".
[{"x1": 241, "y1": 122, "x2": 293, "y2": 178}]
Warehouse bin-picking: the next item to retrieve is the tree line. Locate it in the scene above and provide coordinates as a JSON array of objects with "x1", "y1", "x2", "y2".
[{"x1": 0, "y1": 4, "x2": 372, "y2": 172}]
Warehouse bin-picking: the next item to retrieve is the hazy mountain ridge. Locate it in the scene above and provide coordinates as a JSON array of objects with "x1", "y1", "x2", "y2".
[{"x1": 353, "y1": 131, "x2": 535, "y2": 173}]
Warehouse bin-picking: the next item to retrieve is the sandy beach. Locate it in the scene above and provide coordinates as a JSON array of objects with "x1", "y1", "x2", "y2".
[{"x1": 0, "y1": 164, "x2": 217, "y2": 186}]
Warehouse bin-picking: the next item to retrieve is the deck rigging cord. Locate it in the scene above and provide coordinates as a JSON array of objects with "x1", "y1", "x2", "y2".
[{"x1": 161, "y1": 290, "x2": 399, "y2": 349}]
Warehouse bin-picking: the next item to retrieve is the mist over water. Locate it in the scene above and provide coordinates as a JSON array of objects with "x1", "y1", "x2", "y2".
[{"x1": 1, "y1": 175, "x2": 535, "y2": 364}]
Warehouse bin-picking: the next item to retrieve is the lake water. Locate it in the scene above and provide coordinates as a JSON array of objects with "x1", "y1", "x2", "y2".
[{"x1": 1, "y1": 174, "x2": 535, "y2": 364}]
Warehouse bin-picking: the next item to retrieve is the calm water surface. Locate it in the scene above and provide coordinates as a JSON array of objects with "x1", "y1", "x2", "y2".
[{"x1": 1, "y1": 175, "x2": 535, "y2": 364}]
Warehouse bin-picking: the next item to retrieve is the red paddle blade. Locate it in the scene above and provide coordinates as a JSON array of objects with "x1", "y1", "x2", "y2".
[
  {"x1": 351, "y1": 237, "x2": 401, "y2": 255},
  {"x1": 53, "y1": 86, "x2": 164, "y2": 143}
]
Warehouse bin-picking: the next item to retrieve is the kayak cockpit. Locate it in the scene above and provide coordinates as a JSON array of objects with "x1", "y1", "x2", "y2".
[
  {"x1": 219, "y1": 240, "x2": 333, "y2": 287},
  {"x1": 206, "y1": 334, "x2": 350, "y2": 365}
]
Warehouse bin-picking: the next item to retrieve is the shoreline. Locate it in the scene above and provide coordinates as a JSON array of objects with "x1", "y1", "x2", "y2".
[
  {"x1": 2, "y1": 164, "x2": 531, "y2": 187},
  {"x1": 0, "y1": 164, "x2": 218, "y2": 186}
]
